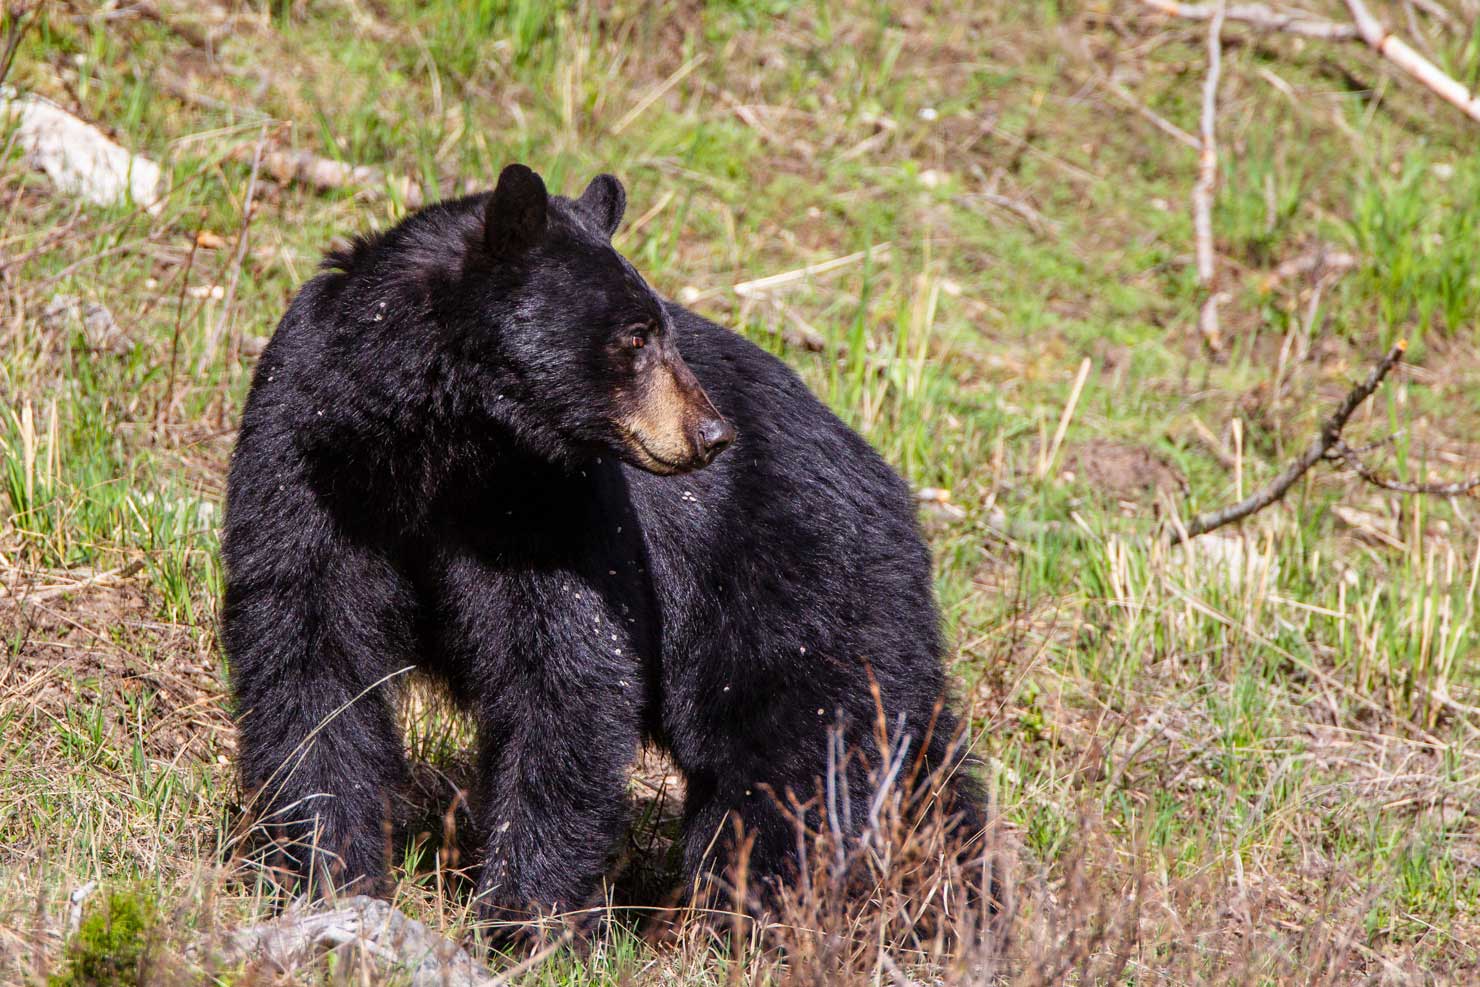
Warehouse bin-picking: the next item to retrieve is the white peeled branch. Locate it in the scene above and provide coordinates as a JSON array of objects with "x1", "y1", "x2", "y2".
[{"x1": 1, "y1": 88, "x2": 163, "y2": 212}]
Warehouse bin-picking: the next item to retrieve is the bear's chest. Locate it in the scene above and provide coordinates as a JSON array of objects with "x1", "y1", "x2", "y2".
[{"x1": 412, "y1": 459, "x2": 663, "y2": 705}]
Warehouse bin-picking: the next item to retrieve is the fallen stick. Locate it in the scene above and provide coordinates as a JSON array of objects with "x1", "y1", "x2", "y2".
[
  {"x1": 199, "y1": 126, "x2": 267, "y2": 372},
  {"x1": 1192, "y1": 1, "x2": 1226, "y2": 351},
  {"x1": 1343, "y1": 0, "x2": 1480, "y2": 123},
  {"x1": 235, "y1": 144, "x2": 424, "y2": 207},
  {"x1": 1171, "y1": 341, "x2": 1407, "y2": 544},
  {"x1": 1329, "y1": 441, "x2": 1480, "y2": 496},
  {"x1": 1140, "y1": 0, "x2": 1480, "y2": 125},
  {"x1": 1137, "y1": 0, "x2": 1357, "y2": 39},
  {"x1": 1038, "y1": 357, "x2": 1092, "y2": 480},
  {"x1": 733, "y1": 243, "x2": 891, "y2": 299},
  {"x1": 1262, "y1": 245, "x2": 1359, "y2": 291},
  {"x1": 1100, "y1": 76, "x2": 1201, "y2": 149}
]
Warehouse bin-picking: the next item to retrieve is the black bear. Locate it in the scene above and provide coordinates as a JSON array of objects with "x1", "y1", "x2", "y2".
[{"x1": 223, "y1": 163, "x2": 984, "y2": 929}]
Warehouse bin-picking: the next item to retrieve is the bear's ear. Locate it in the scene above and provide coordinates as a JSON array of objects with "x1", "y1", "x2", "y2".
[
  {"x1": 485, "y1": 163, "x2": 549, "y2": 258},
  {"x1": 577, "y1": 173, "x2": 626, "y2": 239}
]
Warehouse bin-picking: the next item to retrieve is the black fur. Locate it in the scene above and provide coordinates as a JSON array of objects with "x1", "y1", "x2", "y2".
[{"x1": 224, "y1": 164, "x2": 983, "y2": 927}]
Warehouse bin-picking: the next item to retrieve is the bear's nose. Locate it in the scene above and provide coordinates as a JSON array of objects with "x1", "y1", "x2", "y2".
[{"x1": 696, "y1": 417, "x2": 736, "y2": 464}]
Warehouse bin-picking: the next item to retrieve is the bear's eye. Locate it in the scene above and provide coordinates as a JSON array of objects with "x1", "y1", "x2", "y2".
[{"x1": 624, "y1": 322, "x2": 655, "y2": 349}]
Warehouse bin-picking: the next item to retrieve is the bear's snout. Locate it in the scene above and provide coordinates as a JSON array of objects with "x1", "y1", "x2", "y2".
[
  {"x1": 692, "y1": 416, "x2": 735, "y2": 466},
  {"x1": 616, "y1": 346, "x2": 735, "y2": 475}
]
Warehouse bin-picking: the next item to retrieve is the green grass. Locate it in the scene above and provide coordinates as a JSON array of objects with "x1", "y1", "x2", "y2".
[{"x1": 2, "y1": 0, "x2": 1479, "y2": 983}]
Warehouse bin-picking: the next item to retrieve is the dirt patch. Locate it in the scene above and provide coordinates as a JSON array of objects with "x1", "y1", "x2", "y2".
[{"x1": 1060, "y1": 439, "x2": 1187, "y2": 502}]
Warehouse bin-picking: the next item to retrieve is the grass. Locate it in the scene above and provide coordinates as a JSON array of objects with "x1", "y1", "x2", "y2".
[{"x1": 2, "y1": 0, "x2": 1479, "y2": 982}]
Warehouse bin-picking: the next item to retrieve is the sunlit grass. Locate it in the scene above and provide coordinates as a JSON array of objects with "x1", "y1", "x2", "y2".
[{"x1": 2, "y1": 0, "x2": 1479, "y2": 981}]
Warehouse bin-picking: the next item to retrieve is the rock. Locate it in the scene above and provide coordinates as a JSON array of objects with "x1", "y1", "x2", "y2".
[
  {"x1": 220, "y1": 895, "x2": 488, "y2": 986},
  {"x1": 1171, "y1": 531, "x2": 1281, "y2": 587},
  {"x1": 42, "y1": 294, "x2": 129, "y2": 354},
  {"x1": 2, "y1": 88, "x2": 162, "y2": 212}
]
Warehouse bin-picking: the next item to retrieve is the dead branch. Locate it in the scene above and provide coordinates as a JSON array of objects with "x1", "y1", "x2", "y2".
[
  {"x1": 235, "y1": 144, "x2": 425, "y2": 207},
  {"x1": 1100, "y1": 76, "x2": 1201, "y2": 149},
  {"x1": 1343, "y1": 0, "x2": 1480, "y2": 122},
  {"x1": 1140, "y1": 0, "x2": 1480, "y2": 125},
  {"x1": 965, "y1": 191, "x2": 1059, "y2": 235},
  {"x1": 1193, "y1": 1, "x2": 1226, "y2": 351},
  {"x1": 198, "y1": 126, "x2": 266, "y2": 372},
  {"x1": 1263, "y1": 245, "x2": 1359, "y2": 291},
  {"x1": 1407, "y1": 0, "x2": 1461, "y2": 33},
  {"x1": 733, "y1": 243, "x2": 892, "y2": 299},
  {"x1": 1137, "y1": 1, "x2": 1358, "y2": 39},
  {"x1": 1329, "y1": 440, "x2": 1480, "y2": 496},
  {"x1": 1171, "y1": 341, "x2": 1407, "y2": 544}
]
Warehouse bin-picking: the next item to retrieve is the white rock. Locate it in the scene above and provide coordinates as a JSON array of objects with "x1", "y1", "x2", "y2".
[
  {"x1": 2, "y1": 88, "x2": 162, "y2": 212},
  {"x1": 222, "y1": 895, "x2": 486, "y2": 986}
]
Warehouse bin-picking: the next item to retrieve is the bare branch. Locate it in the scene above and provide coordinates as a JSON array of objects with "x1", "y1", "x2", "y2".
[
  {"x1": 198, "y1": 125, "x2": 267, "y2": 373},
  {"x1": 1140, "y1": 0, "x2": 1480, "y2": 125},
  {"x1": 1343, "y1": 0, "x2": 1480, "y2": 122},
  {"x1": 1138, "y1": 1, "x2": 1358, "y2": 39},
  {"x1": 1329, "y1": 441, "x2": 1480, "y2": 496},
  {"x1": 1192, "y1": 1, "x2": 1226, "y2": 350},
  {"x1": 1266, "y1": 246, "x2": 1359, "y2": 289},
  {"x1": 1099, "y1": 77, "x2": 1201, "y2": 149},
  {"x1": 1172, "y1": 341, "x2": 1408, "y2": 544},
  {"x1": 1193, "y1": 3, "x2": 1223, "y2": 289},
  {"x1": 234, "y1": 144, "x2": 425, "y2": 207}
]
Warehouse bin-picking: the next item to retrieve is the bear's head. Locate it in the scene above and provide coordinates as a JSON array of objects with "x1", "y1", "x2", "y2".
[{"x1": 459, "y1": 163, "x2": 734, "y2": 476}]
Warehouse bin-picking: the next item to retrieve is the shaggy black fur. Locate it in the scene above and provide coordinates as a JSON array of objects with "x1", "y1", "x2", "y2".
[{"x1": 223, "y1": 164, "x2": 983, "y2": 928}]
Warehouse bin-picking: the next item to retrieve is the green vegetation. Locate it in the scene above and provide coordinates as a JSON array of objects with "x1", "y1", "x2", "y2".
[
  {"x1": 1, "y1": 0, "x2": 1478, "y2": 982},
  {"x1": 48, "y1": 890, "x2": 159, "y2": 987}
]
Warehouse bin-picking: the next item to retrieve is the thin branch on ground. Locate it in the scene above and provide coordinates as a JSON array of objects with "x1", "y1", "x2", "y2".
[
  {"x1": 1328, "y1": 440, "x2": 1480, "y2": 496},
  {"x1": 1140, "y1": 0, "x2": 1480, "y2": 125},
  {"x1": 1099, "y1": 76, "x2": 1202, "y2": 149},
  {"x1": 198, "y1": 125, "x2": 268, "y2": 372},
  {"x1": 0, "y1": 1, "x2": 40, "y2": 90},
  {"x1": 1171, "y1": 341, "x2": 1408, "y2": 544},
  {"x1": 1137, "y1": 1, "x2": 1357, "y2": 39},
  {"x1": 240, "y1": 143, "x2": 426, "y2": 207},
  {"x1": 1343, "y1": 0, "x2": 1480, "y2": 123},
  {"x1": 1192, "y1": 0, "x2": 1226, "y2": 352}
]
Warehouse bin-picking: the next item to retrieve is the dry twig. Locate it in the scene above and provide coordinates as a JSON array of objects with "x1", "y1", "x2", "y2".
[
  {"x1": 1262, "y1": 245, "x2": 1359, "y2": 291},
  {"x1": 1100, "y1": 76, "x2": 1201, "y2": 149},
  {"x1": 1141, "y1": 0, "x2": 1480, "y2": 125},
  {"x1": 733, "y1": 243, "x2": 892, "y2": 299},
  {"x1": 1192, "y1": 0, "x2": 1226, "y2": 351},
  {"x1": 237, "y1": 144, "x2": 424, "y2": 207},
  {"x1": 1171, "y1": 341, "x2": 1407, "y2": 544},
  {"x1": 1343, "y1": 0, "x2": 1480, "y2": 122},
  {"x1": 1329, "y1": 441, "x2": 1480, "y2": 496},
  {"x1": 1138, "y1": 0, "x2": 1358, "y2": 38},
  {"x1": 199, "y1": 126, "x2": 267, "y2": 372}
]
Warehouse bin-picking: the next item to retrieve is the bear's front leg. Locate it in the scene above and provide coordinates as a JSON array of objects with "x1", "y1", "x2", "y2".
[
  {"x1": 447, "y1": 564, "x2": 643, "y2": 940},
  {"x1": 225, "y1": 532, "x2": 416, "y2": 898}
]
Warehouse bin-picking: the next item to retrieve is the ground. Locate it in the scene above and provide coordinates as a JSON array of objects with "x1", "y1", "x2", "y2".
[{"x1": 1, "y1": 1, "x2": 1478, "y2": 983}]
